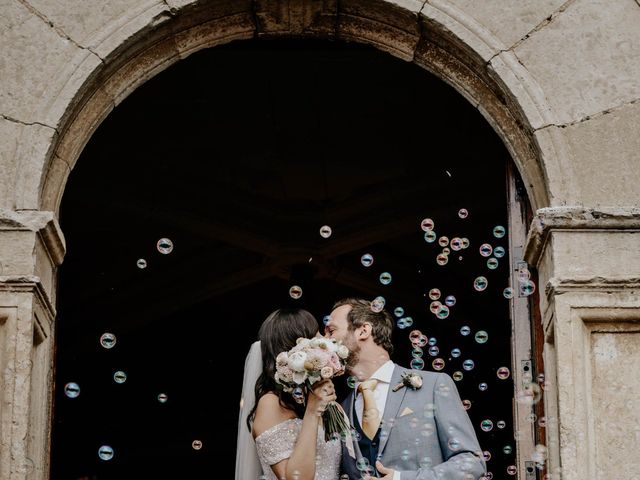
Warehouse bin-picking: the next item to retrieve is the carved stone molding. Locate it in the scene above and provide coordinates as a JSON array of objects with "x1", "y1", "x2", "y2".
[
  {"x1": 524, "y1": 206, "x2": 640, "y2": 267},
  {"x1": 0, "y1": 275, "x2": 56, "y2": 324},
  {"x1": 546, "y1": 276, "x2": 640, "y2": 297},
  {"x1": 0, "y1": 209, "x2": 66, "y2": 267}
]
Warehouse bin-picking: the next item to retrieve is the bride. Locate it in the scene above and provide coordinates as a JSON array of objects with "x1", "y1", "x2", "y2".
[{"x1": 236, "y1": 308, "x2": 342, "y2": 480}]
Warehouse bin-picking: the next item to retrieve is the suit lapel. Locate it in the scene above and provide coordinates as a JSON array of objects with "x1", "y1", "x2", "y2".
[{"x1": 378, "y1": 365, "x2": 408, "y2": 455}]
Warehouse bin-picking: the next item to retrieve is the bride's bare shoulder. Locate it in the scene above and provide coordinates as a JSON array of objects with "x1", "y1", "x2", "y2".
[{"x1": 252, "y1": 392, "x2": 297, "y2": 439}]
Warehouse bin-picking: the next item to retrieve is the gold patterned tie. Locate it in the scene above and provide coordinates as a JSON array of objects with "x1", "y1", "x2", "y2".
[{"x1": 358, "y1": 379, "x2": 380, "y2": 440}]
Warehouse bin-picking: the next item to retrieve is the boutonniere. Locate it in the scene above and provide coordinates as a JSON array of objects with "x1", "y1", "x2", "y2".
[{"x1": 392, "y1": 372, "x2": 423, "y2": 392}]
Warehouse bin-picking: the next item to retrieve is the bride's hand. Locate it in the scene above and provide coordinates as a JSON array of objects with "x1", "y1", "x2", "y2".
[{"x1": 307, "y1": 379, "x2": 337, "y2": 416}]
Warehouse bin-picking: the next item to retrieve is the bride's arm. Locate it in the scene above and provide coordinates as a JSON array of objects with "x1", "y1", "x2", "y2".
[
  {"x1": 253, "y1": 381, "x2": 336, "y2": 480},
  {"x1": 285, "y1": 380, "x2": 336, "y2": 479}
]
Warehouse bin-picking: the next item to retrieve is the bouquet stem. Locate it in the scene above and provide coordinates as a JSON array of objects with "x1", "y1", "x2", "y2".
[{"x1": 322, "y1": 402, "x2": 351, "y2": 442}]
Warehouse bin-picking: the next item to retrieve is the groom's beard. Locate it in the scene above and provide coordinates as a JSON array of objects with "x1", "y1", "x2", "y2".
[{"x1": 345, "y1": 342, "x2": 361, "y2": 371}]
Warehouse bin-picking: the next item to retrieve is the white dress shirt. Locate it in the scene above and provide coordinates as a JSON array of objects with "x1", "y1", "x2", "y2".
[
  {"x1": 354, "y1": 360, "x2": 401, "y2": 480},
  {"x1": 354, "y1": 360, "x2": 394, "y2": 426}
]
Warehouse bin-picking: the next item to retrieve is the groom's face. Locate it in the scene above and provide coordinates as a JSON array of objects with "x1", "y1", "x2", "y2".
[{"x1": 325, "y1": 305, "x2": 360, "y2": 366}]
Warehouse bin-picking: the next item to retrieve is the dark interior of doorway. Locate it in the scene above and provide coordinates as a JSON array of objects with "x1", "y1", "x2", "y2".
[{"x1": 52, "y1": 39, "x2": 518, "y2": 479}]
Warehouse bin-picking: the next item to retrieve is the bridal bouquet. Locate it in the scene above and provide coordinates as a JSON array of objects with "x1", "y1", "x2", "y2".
[{"x1": 275, "y1": 337, "x2": 351, "y2": 441}]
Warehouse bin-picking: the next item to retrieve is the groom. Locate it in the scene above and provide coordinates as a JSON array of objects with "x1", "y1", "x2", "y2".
[{"x1": 325, "y1": 298, "x2": 486, "y2": 480}]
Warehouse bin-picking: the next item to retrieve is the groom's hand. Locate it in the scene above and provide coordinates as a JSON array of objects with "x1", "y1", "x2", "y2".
[{"x1": 376, "y1": 461, "x2": 396, "y2": 479}]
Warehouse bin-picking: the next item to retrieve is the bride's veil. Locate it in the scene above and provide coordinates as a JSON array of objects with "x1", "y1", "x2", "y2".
[{"x1": 235, "y1": 340, "x2": 264, "y2": 480}]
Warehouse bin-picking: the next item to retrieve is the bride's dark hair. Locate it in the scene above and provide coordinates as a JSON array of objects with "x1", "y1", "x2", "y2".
[{"x1": 247, "y1": 308, "x2": 319, "y2": 431}]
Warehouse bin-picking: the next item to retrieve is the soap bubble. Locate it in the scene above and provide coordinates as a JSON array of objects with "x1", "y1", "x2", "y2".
[
  {"x1": 436, "y1": 305, "x2": 450, "y2": 319},
  {"x1": 497, "y1": 367, "x2": 510, "y2": 379},
  {"x1": 98, "y1": 445, "x2": 114, "y2": 461},
  {"x1": 479, "y1": 244, "x2": 493, "y2": 257},
  {"x1": 157, "y1": 393, "x2": 168, "y2": 403},
  {"x1": 430, "y1": 301, "x2": 442, "y2": 314},
  {"x1": 450, "y1": 238, "x2": 463, "y2": 251},
  {"x1": 453, "y1": 371, "x2": 464, "y2": 381},
  {"x1": 420, "y1": 218, "x2": 435, "y2": 231},
  {"x1": 411, "y1": 358, "x2": 425, "y2": 370},
  {"x1": 451, "y1": 348, "x2": 461, "y2": 358},
  {"x1": 503, "y1": 287, "x2": 514, "y2": 299},
  {"x1": 438, "y1": 236, "x2": 449, "y2": 247},
  {"x1": 192, "y1": 440, "x2": 203, "y2": 450},
  {"x1": 460, "y1": 325, "x2": 471, "y2": 336},
  {"x1": 494, "y1": 246, "x2": 505, "y2": 258},
  {"x1": 394, "y1": 307, "x2": 405, "y2": 317},
  {"x1": 113, "y1": 371, "x2": 127, "y2": 384},
  {"x1": 474, "y1": 277, "x2": 488, "y2": 291},
  {"x1": 136, "y1": 259, "x2": 147, "y2": 269},
  {"x1": 289, "y1": 285, "x2": 303, "y2": 299},
  {"x1": 424, "y1": 231, "x2": 437, "y2": 243},
  {"x1": 361, "y1": 254, "x2": 374, "y2": 267},
  {"x1": 64, "y1": 382, "x2": 80, "y2": 398},
  {"x1": 462, "y1": 359, "x2": 475, "y2": 371},
  {"x1": 479, "y1": 382, "x2": 488, "y2": 391},
  {"x1": 371, "y1": 296, "x2": 385, "y2": 313},
  {"x1": 319, "y1": 225, "x2": 332, "y2": 238},
  {"x1": 487, "y1": 258, "x2": 499, "y2": 270},
  {"x1": 429, "y1": 288, "x2": 441, "y2": 300},
  {"x1": 480, "y1": 419, "x2": 493, "y2": 432},
  {"x1": 432, "y1": 358, "x2": 445, "y2": 370},
  {"x1": 458, "y1": 209, "x2": 468, "y2": 219},
  {"x1": 493, "y1": 226, "x2": 506, "y2": 238},
  {"x1": 444, "y1": 295, "x2": 456, "y2": 307},
  {"x1": 520, "y1": 280, "x2": 536, "y2": 296},
  {"x1": 379, "y1": 272, "x2": 392, "y2": 285},
  {"x1": 436, "y1": 253, "x2": 449, "y2": 266},
  {"x1": 156, "y1": 238, "x2": 173, "y2": 254},
  {"x1": 409, "y1": 330, "x2": 423, "y2": 343},
  {"x1": 475, "y1": 331, "x2": 489, "y2": 344},
  {"x1": 100, "y1": 333, "x2": 116, "y2": 349}
]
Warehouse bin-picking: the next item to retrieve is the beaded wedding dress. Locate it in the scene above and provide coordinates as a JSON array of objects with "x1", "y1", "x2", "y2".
[{"x1": 254, "y1": 418, "x2": 342, "y2": 480}]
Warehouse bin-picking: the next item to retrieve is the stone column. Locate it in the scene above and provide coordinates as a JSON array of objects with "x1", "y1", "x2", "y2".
[
  {"x1": 0, "y1": 210, "x2": 65, "y2": 480},
  {"x1": 525, "y1": 207, "x2": 640, "y2": 480}
]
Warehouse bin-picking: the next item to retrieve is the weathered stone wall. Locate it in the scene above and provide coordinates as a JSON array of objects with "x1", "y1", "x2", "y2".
[{"x1": 1, "y1": 1, "x2": 638, "y2": 479}]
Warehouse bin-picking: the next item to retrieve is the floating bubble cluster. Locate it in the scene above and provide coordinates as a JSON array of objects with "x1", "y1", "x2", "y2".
[{"x1": 61, "y1": 205, "x2": 542, "y2": 478}]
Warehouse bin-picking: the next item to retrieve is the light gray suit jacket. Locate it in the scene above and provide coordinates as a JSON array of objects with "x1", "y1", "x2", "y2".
[{"x1": 341, "y1": 364, "x2": 486, "y2": 480}]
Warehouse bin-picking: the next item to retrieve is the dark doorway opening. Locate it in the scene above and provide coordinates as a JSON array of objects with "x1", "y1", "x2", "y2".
[{"x1": 52, "y1": 38, "x2": 518, "y2": 479}]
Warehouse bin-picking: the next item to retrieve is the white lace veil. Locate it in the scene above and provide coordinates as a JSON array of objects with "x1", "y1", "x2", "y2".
[{"x1": 235, "y1": 340, "x2": 264, "y2": 480}]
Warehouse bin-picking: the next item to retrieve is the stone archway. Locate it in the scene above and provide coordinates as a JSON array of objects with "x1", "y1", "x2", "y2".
[
  {"x1": 5, "y1": 2, "x2": 640, "y2": 480},
  {"x1": 18, "y1": 1, "x2": 562, "y2": 215}
]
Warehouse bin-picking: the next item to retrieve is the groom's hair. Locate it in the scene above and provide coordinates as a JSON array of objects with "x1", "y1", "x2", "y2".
[{"x1": 332, "y1": 298, "x2": 394, "y2": 354}]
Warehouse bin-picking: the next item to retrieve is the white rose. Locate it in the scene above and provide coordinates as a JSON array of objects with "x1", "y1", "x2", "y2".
[
  {"x1": 409, "y1": 374, "x2": 423, "y2": 389},
  {"x1": 276, "y1": 352, "x2": 289, "y2": 366},
  {"x1": 320, "y1": 366, "x2": 334, "y2": 379},
  {"x1": 296, "y1": 338, "x2": 311, "y2": 348},
  {"x1": 288, "y1": 351, "x2": 308, "y2": 372},
  {"x1": 337, "y1": 345, "x2": 349, "y2": 359},
  {"x1": 293, "y1": 371, "x2": 308, "y2": 384},
  {"x1": 326, "y1": 340, "x2": 339, "y2": 353}
]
